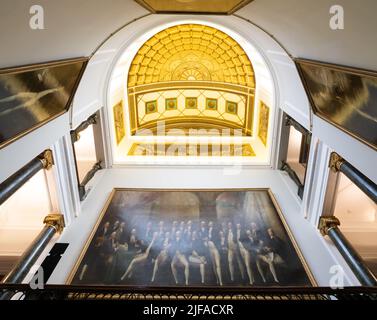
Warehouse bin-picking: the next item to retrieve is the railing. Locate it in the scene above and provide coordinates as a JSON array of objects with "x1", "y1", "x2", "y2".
[
  {"x1": 0, "y1": 284, "x2": 376, "y2": 300},
  {"x1": 279, "y1": 114, "x2": 311, "y2": 199},
  {"x1": 0, "y1": 150, "x2": 53, "y2": 205},
  {"x1": 0, "y1": 149, "x2": 64, "y2": 298},
  {"x1": 318, "y1": 152, "x2": 377, "y2": 287},
  {"x1": 281, "y1": 161, "x2": 305, "y2": 198},
  {"x1": 0, "y1": 214, "x2": 65, "y2": 300},
  {"x1": 70, "y1": 114, "x2": 98, "y2": 144},
  {"x1": 319, "y1": 217, "x2": 377, "y2": 287},
  {"x1": 71, "y1": 113, "x2": 103, "y2": 201},
  {"x1": 77, "y1": 161, "x2": 102, "y2": 201},
  {"x1": 329, "y1": 152, "x2": 377, "y2": 204}
]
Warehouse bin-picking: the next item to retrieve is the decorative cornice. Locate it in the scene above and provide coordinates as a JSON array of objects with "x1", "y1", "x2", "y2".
[
  {"x1": 38, "y1": 149, "x2": 54, "y2": 170},
  {"x1": 318, "y1": 216, "x2": 341, "y2": 236},
  {"x1": 329, "y1": 152, "x2": 345, "y2": 173},
  {"x1": 43, "y1": 214, "x2": 65, "y2": 234}
]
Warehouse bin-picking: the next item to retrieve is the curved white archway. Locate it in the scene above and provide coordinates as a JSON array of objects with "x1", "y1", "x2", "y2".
[{"x1": 71, "y1": 14, "x2": 311, "y2": 167}]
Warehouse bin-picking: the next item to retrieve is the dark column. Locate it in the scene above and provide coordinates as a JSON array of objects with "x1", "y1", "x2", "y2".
[
  {"x1": 0, "y1": 150, "x2": 53, "y2": 205},
  {"x1": 319, "y1": 216, "x2": 377, "y2": 287},
  {"x1": 340, "y1": 162, "x2": 377, "y2": 204},
  {"x1": 0, "y1": 214, "x2": 65, "y2": 300},
  {"x1": 78, "y1": 161, "x2": 102, "y2": 200},
  {"x1": 2, "y1": 225, "x2": 56, "y2": 284},
  {"x1": 329, "y1": 152, "x2": 377, "y2": 204}
]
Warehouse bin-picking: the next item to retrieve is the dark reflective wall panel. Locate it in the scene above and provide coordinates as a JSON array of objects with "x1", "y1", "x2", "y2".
[
  {"x1": 0, "y1": 58, "x2": 87, "y2": 148},
  {"x1": 296, "y1": 59, "x2": 377, "y2": 151}
]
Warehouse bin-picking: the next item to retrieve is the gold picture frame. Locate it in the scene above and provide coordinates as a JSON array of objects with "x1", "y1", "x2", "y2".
[
  {"x1": 113, "y1": 101, "x2": 126, "y2": 145},
  {"x1": 67, "y1": 188, "x2": 316, "y2": 287},
  {"x1": 296, "y1": 58, "x2": 377, "y2": 151},
  {"x1": 0, "y1": 57, "x2": 88, "y2": 150},
  {"x1": 258, "y1": 101, "x2": 270, "y2": 146}
]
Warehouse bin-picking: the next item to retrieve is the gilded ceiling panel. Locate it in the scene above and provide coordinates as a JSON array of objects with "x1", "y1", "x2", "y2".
[
  {"x1": 126, "y1": 24, "x2": 256, "y2": 137},
  {"x1": 128, "y1": 24, "x2": 255, "y2": 88}
]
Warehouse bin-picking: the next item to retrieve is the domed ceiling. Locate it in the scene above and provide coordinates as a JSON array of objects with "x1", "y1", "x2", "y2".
[
  {"x1": 128, "y1": 24, "x2": 255, "y2": 87},
  {"x1": 127, "y1": 24, "x2": 256, "y2": 137}
]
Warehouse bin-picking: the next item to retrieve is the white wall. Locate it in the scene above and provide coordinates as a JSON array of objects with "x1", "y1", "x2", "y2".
[
  {"x1": 237, "y1": 0, "x2": 377, "y2": 71},
  {"x1": 0, "y1": 0, "x2": 148, "y2": 68},
  {"x1": 0, "y1": 171, "x2": 50, "y2": 254},
  {"x1": 0, "y1": 170, "x2": 52, "y2": 274},
  {"x1": 335, "y1": 174, "x2": 377, "y2": 229}
]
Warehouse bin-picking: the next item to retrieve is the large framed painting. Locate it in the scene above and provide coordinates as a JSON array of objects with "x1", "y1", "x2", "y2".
[
  {"x1": 68, "y1": 189, "x2": 315, "y2": 287},
  {"x1": 296, "y1": 59, "x2": 377, "y2": 151},
  {"x1": 0, "y1": 57, "x2": 88, "y2": 149}
]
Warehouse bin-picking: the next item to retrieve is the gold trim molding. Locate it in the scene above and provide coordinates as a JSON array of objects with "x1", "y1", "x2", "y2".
[
  {"x1": 38, "y1": 149, "x2": 54, "y2": 170},
  {"x1": 43, "y1": 214, "x2": 65, "y2": 234},
  {"x1": 134, "y1": 0, "x2": 254, "y2": 15},
  {"x1": 128, "y1": 82, "x2": 255, "y2": 136},
  {"x1": 113, "y1": 101, "x2": 126, "y2": 145},
  {"x1": 329, "y1": 152, "x2": 345, "y2": 173},
  {"x1": 258, "y1": 101, "x2": 270, "y2": 146},
  {"x1": 318, "y1": 216, "x2": 340, "y2": 236}
]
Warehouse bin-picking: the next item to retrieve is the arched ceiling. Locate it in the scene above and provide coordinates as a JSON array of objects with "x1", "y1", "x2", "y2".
[
  {"x1": 127, "y1": 24, "x2": 256, "y2": 136},
  {"x1": 128, "y1": 24, "x2": 255, "y2": 88}
]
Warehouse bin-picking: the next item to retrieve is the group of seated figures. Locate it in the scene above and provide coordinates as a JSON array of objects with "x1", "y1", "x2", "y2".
[{"x1": 78, "y1": 219, "x2": 289, "y2": 286}]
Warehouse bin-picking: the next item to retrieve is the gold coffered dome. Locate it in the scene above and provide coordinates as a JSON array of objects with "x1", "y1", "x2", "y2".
[
  {"x1": 127, "y1": 24, "x2": 256, "y2": 137},
  {"x1": 128, "y1": 24, "x2": 255, "y2": 88}
]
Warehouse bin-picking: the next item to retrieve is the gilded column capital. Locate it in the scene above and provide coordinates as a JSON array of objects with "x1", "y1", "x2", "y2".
[
  {"x1": 38, "y1": 149, "x2": 54, "y2": 170},
  {"x1": 318, "y1": 216, "x2": 340, "y2": 236},
  {"x1": 329, "y1": 152, "x2": 344, "y2": 173},
  {"x1": 43, "y1": 214, "x2": 65, "y2": 234}
]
